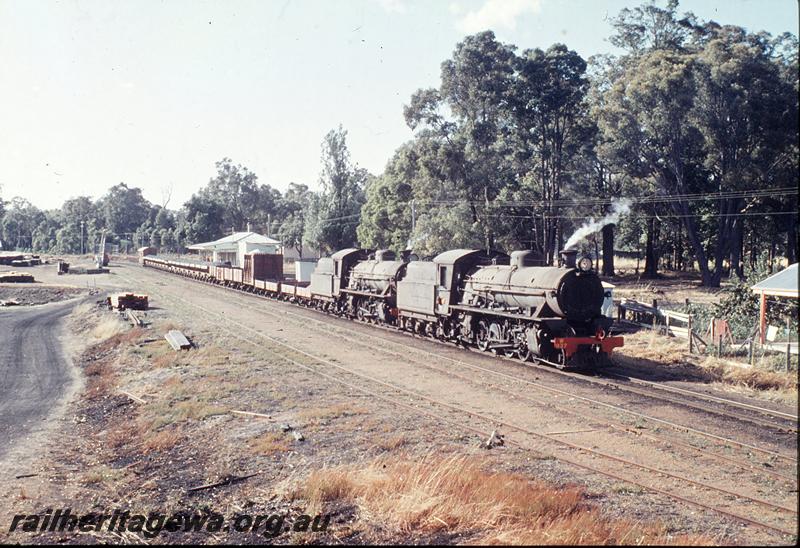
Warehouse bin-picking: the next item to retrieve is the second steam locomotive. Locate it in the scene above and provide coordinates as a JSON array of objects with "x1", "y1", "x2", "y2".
[{"x1": 141, "y1": 247, "x2": 622, "y2": 368}]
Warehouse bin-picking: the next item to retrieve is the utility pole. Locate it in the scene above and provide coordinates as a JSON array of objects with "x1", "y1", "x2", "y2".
[
  {"x1": 411, "y1": 199, "x2": 416, "y2": 234},
  {"x1": 267, "y1": 213, "x2": 271, "y2": 237},
  {"x1": 80, "y1": 221, "x2": 85, "y2": 255}
]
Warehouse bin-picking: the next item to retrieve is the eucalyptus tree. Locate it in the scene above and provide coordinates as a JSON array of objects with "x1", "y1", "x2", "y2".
[
  {"x1": 690, "y1": 25, "x2": 797, "y2": 279},
  {"x1": 278, "y1": 183, "x2": 311, "y2": 257},
  {"x1": 510, "y1": 43, "x2": 592, "y2": 263},
  {"x1": 303, "y1": 126, "x2": 368, "y2": 254},
  {"x1": 357, "y1": 142, "x2": 417, "y2": 252},
  {"x1": 404, "y1": 31, "x2": 516, "y2": 251},
  {"x1": 1, "y1": 197, "x2": 44, "y2": 250}
]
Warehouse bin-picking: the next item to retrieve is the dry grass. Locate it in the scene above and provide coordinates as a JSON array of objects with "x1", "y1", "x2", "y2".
[
  {"x1": 248, "y1": 431, "x2": 292, "y2": 456},
  {"x1": 296, "y1": 402, "x2": 369, "y2": 425},
  {"x1": 618, "y1": 331, "x2": 797, "y2": 403},
  {"x1": 702, "y1": 360, "x2": 797, "y2": 402},
  {"x1": 91, "y1": 316, "x2": 128, "y2": 340},
  {"x1": 142, "y1": 426, "x2": 184, "y2": 454},
  {"x1": 143, "y1": 399, "x2": 228, "y2": 430},
  {"x1": 106, "y1": 423, "x2": 140, "y2": 450},
  {"x1": 80, "y1": 465, "x2": 124, "y2": 486},
  {"x1": 376, "y1": 434, "x2": 410, "y2": 451},
  {"x1": 83, "y1": 359, "x2": 117, "y2": 397},
  {"x1": 291, "y1": 454, "x2": 713, "y2": 545}
]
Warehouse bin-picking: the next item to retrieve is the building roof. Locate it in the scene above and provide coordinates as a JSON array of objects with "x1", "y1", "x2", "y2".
[
  {"x1": 751, "y1": 263, "x2": 798, "y2": 298},
  {"x1": 187, "y1": 231, "x2": 280, "y2": 251}
]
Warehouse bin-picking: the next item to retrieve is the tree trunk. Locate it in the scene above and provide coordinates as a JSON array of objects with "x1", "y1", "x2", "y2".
[
  {"x1": 677, "y1": 204, "x2": 713, "y2": 286},
  {"x1": 643, "y1": 217, "x2": 659, "y2": 279},
  {"x1": 769, "y1": 235, "x2": 776, "y2": 273},
  {"x1": 788, "y1": 215, "x2": 797, "y2": 264},
  {"x1": 602, "y1": 224, "x2": 615, "y2": 276},
  {"x1": 729, "y1": 218, "x2": 744, "y2": 279}
]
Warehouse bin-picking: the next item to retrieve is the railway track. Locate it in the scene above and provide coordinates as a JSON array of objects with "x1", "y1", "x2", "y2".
[
  {"x1": 223, "y1": 290, "x2": 797, "y2": 481},
  {"x1": 117, "y1": 268, "x2": 798, "y2": 539},
  {"x1": 136, "y1": 260, "x2": 797, "y2": 429},
  {"x1": 131, "y1": 263, "x2": 798, "y2": 454}
]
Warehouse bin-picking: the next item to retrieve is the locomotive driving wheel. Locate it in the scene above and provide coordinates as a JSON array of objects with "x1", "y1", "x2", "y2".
[
  {"x1": 476, "y1": 320, "x2": 490, "y2": 351},
  {"x1": 554, "y1": 349, "x2": 568, "y2": 369},
  {"x1": 488, "y1": 323, "x2": 503, "y2": 355}
]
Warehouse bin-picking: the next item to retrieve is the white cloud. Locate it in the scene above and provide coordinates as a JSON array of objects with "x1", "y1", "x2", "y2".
[
  {"x1": 374, "y1": 0, "x2": 406, "y2": 13},
  {"x1": 456, "y1": 0, "x2": 542, "y2": 33}
]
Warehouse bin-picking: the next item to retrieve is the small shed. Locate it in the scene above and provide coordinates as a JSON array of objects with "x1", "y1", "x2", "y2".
[
  {"x1": 138, "y1": 246, "x2": 157, "y2": 257},
  {"x1": 751, "y1": 263, "x2": 798, "y2": 344}
]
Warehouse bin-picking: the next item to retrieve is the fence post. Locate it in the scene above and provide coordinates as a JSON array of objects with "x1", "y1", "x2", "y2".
[
  {"x1": 717, "y1": 336, "x2": 723, "y2": 358},
  {"x1": 688, "y1": 314, "x2": 694, "y2": 354},
  {"x1": 748, "y1": 338, "x2": 754, "y2": 366},
  {"x1": 787, "y1": 344, "x2": 791, "y2": 371}
]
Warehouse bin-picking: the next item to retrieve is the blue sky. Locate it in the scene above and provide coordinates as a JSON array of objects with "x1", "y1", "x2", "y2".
[{"x1": 1, "y1": 0, "x2": 797, "y2": 211}]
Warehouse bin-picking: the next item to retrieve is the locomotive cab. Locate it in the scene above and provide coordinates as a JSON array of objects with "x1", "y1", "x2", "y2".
[{"x1": 310, "y1": 248, "x2": 370, "y2": 300}]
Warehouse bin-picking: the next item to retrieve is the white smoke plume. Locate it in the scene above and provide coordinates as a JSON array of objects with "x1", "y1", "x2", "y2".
[{"x1": 564, "y1": 198, "x2": 632, "y2": 250}]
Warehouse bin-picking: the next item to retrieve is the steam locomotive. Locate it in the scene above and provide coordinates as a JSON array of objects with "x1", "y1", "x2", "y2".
[{"x1": 141, "y1": 247, "x2": 622, "y2": 368}]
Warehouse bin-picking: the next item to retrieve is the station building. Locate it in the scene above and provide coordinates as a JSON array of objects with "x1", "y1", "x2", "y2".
[{"x1": 187, "y1": 231, "x2": 282, "y2": 267}]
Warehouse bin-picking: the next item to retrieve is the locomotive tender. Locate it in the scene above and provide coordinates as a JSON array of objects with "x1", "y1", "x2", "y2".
[{"x1": 141, "y1": 247, "x2": 622, "y2": 368}]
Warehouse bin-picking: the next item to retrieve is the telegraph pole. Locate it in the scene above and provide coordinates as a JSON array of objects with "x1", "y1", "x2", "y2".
[{"x1": 80, "y1": 221, "x2": 85, "y2": 255}]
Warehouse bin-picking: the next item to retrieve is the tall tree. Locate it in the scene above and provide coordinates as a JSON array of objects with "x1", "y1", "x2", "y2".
[
  {"x1": 304, "y1": 126, "x2": 368, "y2": 253},
  {"x1": 405, "y1": 31, "x2": 516, "y2": 251},
  {"x1": 1, "y1": 197, "x2": 44, "y2": 250},
  {"x1": 510, "y1": 43, "x2": 592, "y2": 263},
  {"x1": 277, "y1": 183, "x2": 311, "y2": 257},
  {"x1": 180, "y1": 194, "x2": 226, "y2": 244},
  {"x1": 99, "y1": 183, "x2": 151, "y2": 237}
]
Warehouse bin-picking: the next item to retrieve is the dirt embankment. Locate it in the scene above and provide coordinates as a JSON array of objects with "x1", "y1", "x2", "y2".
[{"x1": 0, "y1": 285, "x2": 85, "y2": 306}]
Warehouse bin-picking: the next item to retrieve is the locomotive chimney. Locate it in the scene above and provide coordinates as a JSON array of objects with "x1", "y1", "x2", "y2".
[{"x1": 560, "y1": 249, "x2": 577, "y2": 269}]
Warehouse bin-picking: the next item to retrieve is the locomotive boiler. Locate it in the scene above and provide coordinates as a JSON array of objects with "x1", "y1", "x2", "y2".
[
  {"x1": 461, "y1": 249, "x2": 605, "y2": 322},
  {"x1": 454, "y1": 249, "x2": 620, "y2": 366},
  {"x1": 342, "y1": 249, "x2": 407, "y2": 323}
]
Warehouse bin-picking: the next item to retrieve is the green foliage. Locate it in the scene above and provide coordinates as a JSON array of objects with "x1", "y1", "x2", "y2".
[
  {"x1": 357, "y1": 143, "x2": 415, "y2": 252},
  {"x1": 98, "y1": 183, "x2": 151, "y2": 236},
  {"x1": 1, "y1": 197, "x2": 44, "y2": 251},
  {"x1": 304, "y1": 126, "x2": 368, "y2": 254}
]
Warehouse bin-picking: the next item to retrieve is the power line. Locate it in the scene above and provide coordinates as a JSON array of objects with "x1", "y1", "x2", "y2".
[
  {"x1": 413, "y1": 187, "x2": 797, "y2": 208},
  {"x1": 486, "y1": 210, "x2": 797, "y2": 220}
]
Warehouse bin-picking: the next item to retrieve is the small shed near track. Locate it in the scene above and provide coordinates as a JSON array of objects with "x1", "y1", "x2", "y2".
[{"x1": 751, "y1": 263, "x2": 797, "y2": 345}]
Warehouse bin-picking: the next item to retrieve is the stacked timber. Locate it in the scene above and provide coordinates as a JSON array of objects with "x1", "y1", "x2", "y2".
[
  {"x1": 0, "y1": 271, "x2": 35, "y2": 283},
  {"x1": 107, "y1": 292, "x2": 149, "y2": 310}
]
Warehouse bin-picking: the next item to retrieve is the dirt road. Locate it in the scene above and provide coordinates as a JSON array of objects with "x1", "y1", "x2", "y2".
[{"x1": 0, "y1": 300, "x2": 81, "y2": 466}]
